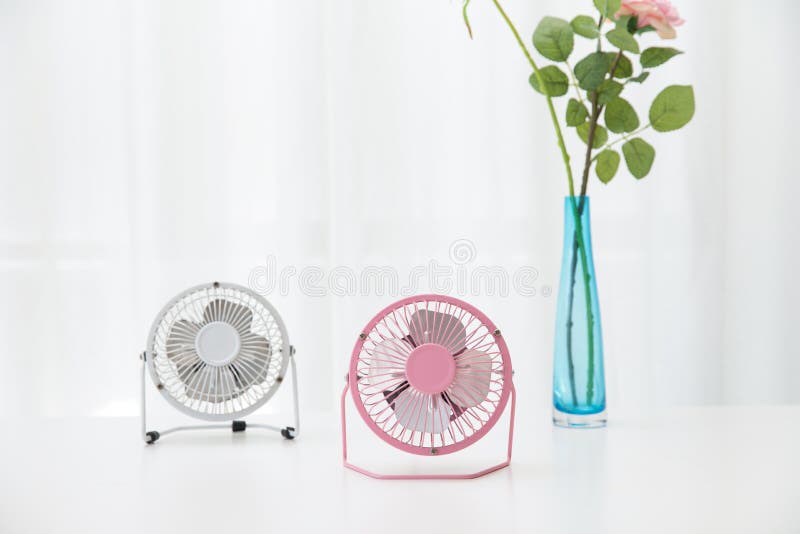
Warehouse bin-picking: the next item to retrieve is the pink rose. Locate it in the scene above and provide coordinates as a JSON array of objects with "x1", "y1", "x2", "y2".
[{"x1": 616, "y1": 0, "x2": 684, "y2": 39}]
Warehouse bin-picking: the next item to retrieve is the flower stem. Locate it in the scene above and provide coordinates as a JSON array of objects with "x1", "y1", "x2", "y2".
[
  {"x1": 489, "y1": 0, "x2": 576, "y2": 197},
  {"x1": 486, "y1": 1, "x2": 601, "y2": 407},
  {"x1": 567, "y1": 197, "x2": 595, "y2": 406},
  {"x1": 490, "y1": 0, "x2": 586, "y2": 405},
  {"x1": 462, "y1": 0, "x2": 473, "y2": 38},
  {"x1": 562, "y1": 18, "x2": 613, "y2": 408},
  {"x1": 592, "y1": 124, "x2": 652, "y2": 157},
  {"x1": 566, "y1": 22, "x2": 621, "y2": 407},
  {"x1": 564, "y1": 59, "x2": 585, "y2": 106}
]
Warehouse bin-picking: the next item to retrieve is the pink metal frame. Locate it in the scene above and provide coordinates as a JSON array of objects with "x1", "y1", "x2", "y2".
[
  {"x1": 350, "y1": 295, "x2": 513, "y2": 455},
  {"x1": 341, "y1": 378, "x2": 516, "y2": 480},
  {"x1": 340, "y1": 294, "x2": 517, "y2": 479}
]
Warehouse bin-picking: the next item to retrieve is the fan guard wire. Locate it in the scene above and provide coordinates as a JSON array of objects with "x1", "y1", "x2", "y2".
[
  {"x1": 350, "y1": 295, "x2": 511, "y2": 456},
  {"x1": 147, "y1": 282, "x2": 289, "y2": 421}
]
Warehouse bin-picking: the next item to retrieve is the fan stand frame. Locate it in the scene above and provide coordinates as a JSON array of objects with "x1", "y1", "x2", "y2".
[
  {"x1": 139, "y1": 347, "x2": 300, "y2": 443},
  {"x1": 340, "y1": 375, "x2": 516, "y2": 480}
]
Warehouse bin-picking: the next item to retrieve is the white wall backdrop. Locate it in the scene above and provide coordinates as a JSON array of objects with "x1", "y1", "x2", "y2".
[{"x1": 1, "y1": 0, "x2": 798, "y2": 419}]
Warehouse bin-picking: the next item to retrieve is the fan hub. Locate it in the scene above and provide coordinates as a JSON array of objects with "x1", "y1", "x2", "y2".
[
  {"x1": 405, "y1": 343, "x2": 456, "y2": 395},
  {"x1": 195, "y1": 321, "x2": 241, "y2": 366}
]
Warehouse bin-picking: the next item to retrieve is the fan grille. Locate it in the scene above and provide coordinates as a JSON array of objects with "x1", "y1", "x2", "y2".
[
  {"x1": 147, "y1": 282, "x2": 289, "y2": 421},
  {"x1": 350, "y1": 295, "x2": 511, "y2": 455}
]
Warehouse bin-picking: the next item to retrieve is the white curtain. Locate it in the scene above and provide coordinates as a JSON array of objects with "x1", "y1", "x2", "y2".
[{"x1": 1, "y1": 0, "x2": 798, "y2": 418}]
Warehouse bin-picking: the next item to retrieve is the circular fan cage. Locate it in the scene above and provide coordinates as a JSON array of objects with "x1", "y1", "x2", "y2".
[
  {"x1": 349, "y1": 295, "x2": 513, "y2": 456},
  {"x1": 147, "y1": 282, "x2": 290, "y2": 422}
]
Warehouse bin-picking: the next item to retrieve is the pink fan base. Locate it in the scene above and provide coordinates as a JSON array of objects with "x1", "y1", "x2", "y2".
[{"x1": 340, "y1": 379, "x2": 516, "y2": 480}]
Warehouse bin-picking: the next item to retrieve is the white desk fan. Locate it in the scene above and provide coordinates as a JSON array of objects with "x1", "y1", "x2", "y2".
[{"x1": 140, "y1": 281, "x2": 299, "y2": 443}]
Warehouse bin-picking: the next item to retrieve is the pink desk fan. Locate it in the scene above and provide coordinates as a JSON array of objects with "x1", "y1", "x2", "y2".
[{"x1": 341, "y1": 294, "x2": 516, "y2": 479}]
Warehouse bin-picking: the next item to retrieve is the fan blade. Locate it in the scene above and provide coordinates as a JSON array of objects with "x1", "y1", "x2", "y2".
[
  {"x1": 166, "y1": 319, "x2": 202, "y2": 383},
  {"x1": 382, "y1": 381, "x2": 409, "y2": 406},
  {"x1": 364, "y1": 339, "x2": 411, "y2": 387},
  {"x1": 408, "y1": 309, "x2": 466, "y2": 353},
  {"x1": 166, "y1": 319, "x2": 200, "y2": 354},
  {"x1": 393, "y1": 390, "x2": 451, "y2": 434},
  {"x1": 186, "y1": 365, "x2": 240, "y2": 403},
  {"x1": 235, "y1": 333, "x2": 272, "y2": 387},
  {"x1": 450, "y1": 349, "x2": 493, "y2": 408},
  {"x1": 203, "y1": 299, "x2": 254, "y2": 333}
]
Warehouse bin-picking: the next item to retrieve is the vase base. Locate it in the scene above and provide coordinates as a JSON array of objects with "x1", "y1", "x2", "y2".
[{"x1": 552, "y1": 408, "x2": 607, "y2": 428}]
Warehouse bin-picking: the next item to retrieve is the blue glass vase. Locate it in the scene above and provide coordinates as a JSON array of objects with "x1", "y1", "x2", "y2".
[{"x1": 553, "y1": 196, "x2": 606, "y2": 427}]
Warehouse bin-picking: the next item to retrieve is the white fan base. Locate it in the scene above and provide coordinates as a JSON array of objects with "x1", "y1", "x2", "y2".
[{"x1": 139, "y1": 349, "x2": 300, "y2": 443}]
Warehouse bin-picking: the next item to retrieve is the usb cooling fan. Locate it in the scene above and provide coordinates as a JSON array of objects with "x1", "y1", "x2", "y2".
[
  {"x1": 341, "y1": 295, "x2": 516, "y2": 479},
  {"x1": 140, "y1": 282, "x2": 299, "y2": 443}
]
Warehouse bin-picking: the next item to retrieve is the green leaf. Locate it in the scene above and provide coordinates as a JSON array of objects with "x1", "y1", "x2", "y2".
[
  {"x1": 595, "y1": 80, "x2": 623, "y2": 106},
  {"x1": 574, "y1": 52, "x2": 611, "y2": 91},
  {"x1": 606, "y1": 52, "x2": 632, "y2": 78},
  {"x1": 577, "y1": 122, "x2": 608, "y2": 149},
  {"x1": 566, "y1": 98, "x2": 589, "y2": 126},
  {"x1": 627, "y1": 71, "x2": 650, "y2": 84},
  {"x1": 649, "y1": 85, "x2": 695, "y2": 132},
  {"x1": 571, "y1": 15, "x2": 599, "y2": 39},
  {"x1": 596, "y1": 150, "x2": 621, "y2": 183},
  {"x1": 615, "y1": 15, "x2": 633, "y2": 31},
  {"x1": 640, "y1": 47, "x2": 683, "y2": 68},
  {"x1": 594, "y1": 0, "x2": 621, "y2": 17},
  {"x1": 533, "y1": 17, "x2": 574, "y2": 62},
  {"x1": 604, "y1": 97, "x2": 640, "y2": 133},
  {"x1": 622, "y1": 138, "x2": 655, "y2": 179},
  {"x1": 606, "y1": 28, "x2": 640, "y2": 54},
  {"x1": 528, "y1": 66, "x2": 569, "y2": 97}
]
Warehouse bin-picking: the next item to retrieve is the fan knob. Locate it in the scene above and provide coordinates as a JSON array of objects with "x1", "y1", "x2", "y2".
[
  {"x1": 404, "y1": 343, "x2": 456, "y2": 395},
  {"x1": 195, "y1": 321, "x2": 241, "y2": 366}
]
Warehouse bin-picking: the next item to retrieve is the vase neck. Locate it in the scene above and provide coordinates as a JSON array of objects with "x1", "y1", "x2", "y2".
[
  {"x1": 562, "y1": 196, "x2": 593, "y2": 250},
  {"x1": 564, "y1": 196, "x2": 591, "y2": 220}
]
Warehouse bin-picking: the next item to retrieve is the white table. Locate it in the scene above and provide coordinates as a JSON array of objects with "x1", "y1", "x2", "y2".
[{"x1": 1, "y1": 407, "x2": 797, "y2": 533}]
